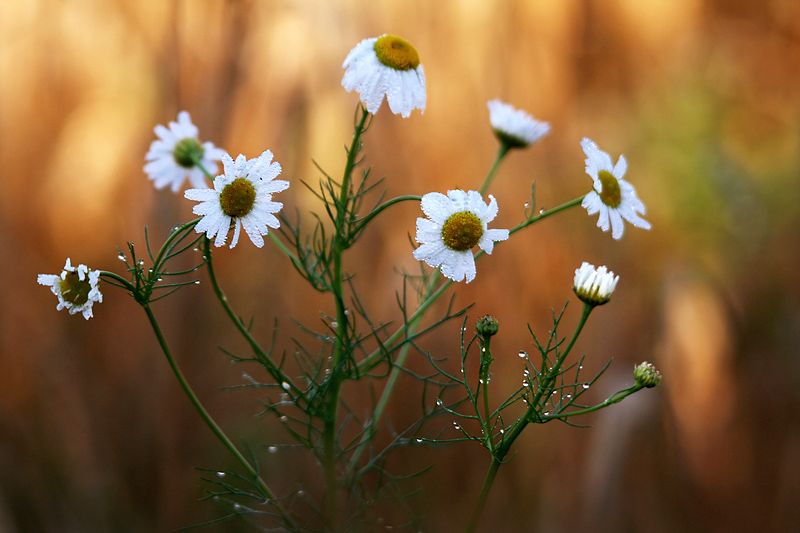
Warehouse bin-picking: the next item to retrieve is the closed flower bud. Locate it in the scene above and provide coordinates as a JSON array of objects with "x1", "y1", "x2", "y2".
[
  {"x1": 476, "y1": 315, "x2": 499, "y2": 338},
  {"x1": 634, "y1": 361, "x2": 661, "y2": 388}
]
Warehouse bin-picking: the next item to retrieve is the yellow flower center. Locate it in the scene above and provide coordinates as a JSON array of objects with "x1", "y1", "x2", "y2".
[
  {"x1": 598, "y1": 170, "x2": 621, "y2": 208},
  {"x1": 374, "y1": 35, "x2": 420, "y2": 71},
  {"x1": 441, "y1": 212, "x2": 483, "y2": 252},
  {"x1": 173, "y1": 138, "x2": 205, "y2": 168},
  {"x1": 220, "y1": 178, "x2": 256, "y2": 218},
  {"x1": 60, "y1": 271, "x2": 91, "y2": 306}
]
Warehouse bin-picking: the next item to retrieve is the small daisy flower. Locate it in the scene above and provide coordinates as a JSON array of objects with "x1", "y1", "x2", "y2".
[
  {"x1": 581, "y1": 138, "x2": 651, "y2": 239},
  {"x1": 487, "y1": 99, "x2": 550, "y2": 149},
  {"x1": 572, "y1": 261, "x2": 618, "y2": 307},
  {"x1": 413, "y1": 190, "x2": 509, "y2": 283},
  {"x1": 184, "y1": 150, "x2": 289, "y2": 248},
  {"x1": 144, "y1": 111, "x2": 225, "y2": 192},
  {"x1": 38, "y1": 258, "x2": 103, "y2": 320},
  {"x1": 342, "y1": 34, "x2": 426, "y2": 118}
]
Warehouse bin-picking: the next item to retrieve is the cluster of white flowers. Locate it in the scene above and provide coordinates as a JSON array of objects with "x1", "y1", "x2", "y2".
[{"x1": 41, "y1": 33, "x2": 652, "y2": 316}]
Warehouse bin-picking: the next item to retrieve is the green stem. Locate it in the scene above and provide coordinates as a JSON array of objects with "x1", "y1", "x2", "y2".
[
  {"x1": 479, "y1": 143, "x2": 511, "y2": 196},
  {"x1": 323, "y1": 103, "x2": 371, "y2": 530},
  {"x1": 542, "y1": 384, "x2": 644, "y2": 421},
  {"x1": 480, "y1": 350, "x2": 493, "y2": 452},
  {"x1": 141, "y1": 303, "x2": 295, "y2": 527},
  {"x1": 352, "y1": 195, "x2": 421, "y2": 234},
  {"x1": 203, "y1": 239, "x2": 305, "y2": 400},
  {"x1": 466, "y1": 303, "x2": 593, "y2": 531},
  {"x1": 466, "y1": 457, "x2": 501, "y2": 533},
  {"x1": 150, "y1": 219, "x2": 200, "y2": 272},
  {"x1": 509, "y1": 195, "x2": 585, "y2": 237}
]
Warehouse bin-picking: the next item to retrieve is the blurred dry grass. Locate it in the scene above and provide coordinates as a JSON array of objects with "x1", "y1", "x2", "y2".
[{"x1": 2, "y1": 0, "x2": 800, "y2": 531}]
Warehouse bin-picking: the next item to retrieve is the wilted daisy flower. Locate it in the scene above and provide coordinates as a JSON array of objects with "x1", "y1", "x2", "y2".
[
  {"x1": 487, "y1": 100, "x2": 550, "y2": 149},
  {"x1": 413, "y1": 190, "x2": 509, "y2": 283},
  {"x1": 184, "y1": 150, "x2": 289, "y2": 248},
  {"x1": 572, "y1": 261, "x2": 618, "y2": 307},
  {"x1": 581, "y1": 138, "x2": 651, "y2": 239},
  {"x1": 144, "y1": 111, "x2": 225, "y2": 192},
  {"x1": 38, "y1": 258, "x2": 103, "y2": 320},
  {"x1": 342, "y1": 34, "x2": 426, "y2": 118}
]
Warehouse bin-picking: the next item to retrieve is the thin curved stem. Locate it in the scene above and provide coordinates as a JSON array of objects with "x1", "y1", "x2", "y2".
[
  {"x1": 479, "y1": 143, "x2": 511, "y2": 196},
  {"x1": 141, "y1": 303, "x2": 296, "y2": 528}
]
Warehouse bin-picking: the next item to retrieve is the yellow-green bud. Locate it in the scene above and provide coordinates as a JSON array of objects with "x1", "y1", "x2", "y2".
[{"x1": 634, "y1": 361, "x2": 661, "y2": 388}]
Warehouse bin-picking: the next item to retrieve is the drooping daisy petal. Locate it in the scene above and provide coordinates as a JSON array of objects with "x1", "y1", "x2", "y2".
[
  {"x1": 342, "y1": 35, "x2": 426, "y2": 118},
  {"x1": 38, "y1": 258, "x2": 103, "y2": 320},
  {"x1": 580, "y1": 138, "x2": 651, "y2": 240},
  {"x1": 487, "y1": 100, "x2": 550, "y2": 148},
  {"x1": 413, "y1": 190, "x2": 509, "y2": 283},
  {"x1": 144, "y1": 111, "x2": 225, "y2": 192},
  {"x1": 184, "y1": 150, "x2": 289, "y2": 248}
]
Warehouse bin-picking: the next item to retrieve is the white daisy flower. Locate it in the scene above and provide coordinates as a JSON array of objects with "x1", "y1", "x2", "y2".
[
  {"x1": 572, "y1": 261, "x2": 618, "y2": 307},
  {"x1": 413, "y1": 190, "x2": 509, "y2": 283},
  {"x1": 342, "y1": 34, "x2": 426, "y2": 118},
  {"x1": 184, "y1": 150, "x2": 289, "y2": 248},
  {"x1": 581, "y1": 138, "x2": 651, "y2": 239},
  {"x1": 487, "y1": 99, "x2": 550, "y2": 149},
  {"x1": 38, "y1": 258, "x2": 103, "y2": 320},
  {"x1": 144, "y1": 111, "x2": 225, "y2": 192}
]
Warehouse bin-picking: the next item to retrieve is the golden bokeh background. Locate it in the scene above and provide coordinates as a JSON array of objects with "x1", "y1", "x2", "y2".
[{"x1": 3, "y1": 0, "x2": 800, "y2": 531}]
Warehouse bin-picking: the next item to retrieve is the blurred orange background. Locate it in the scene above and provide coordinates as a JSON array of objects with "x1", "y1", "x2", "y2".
[{"x1": 3, "y1": 0, "x2": 800, "y2": 531}]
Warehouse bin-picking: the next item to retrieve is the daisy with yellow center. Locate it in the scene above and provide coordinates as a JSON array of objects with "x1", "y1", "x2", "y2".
[
  {"x1": 413, "y1": 190, "x2": 509, "y2": 283},
  {"x1": 144, "y1": 111, "x2": 225, "y2": 192},
  {"x1": 38, "y1": 258, "x2": 103, "y2": 319},
  {"x1": 487, "y1": 100, "x2": 550, "y2": 149},
  {"x1": 581, "y1": 138, "x2": 651, "y2": 239},
  {"x1": 184, "y1": 151, "x2": 289, "y2": 248},
  {"x1": 342, "y1": 34, "x2": 426, "y2": 118}
]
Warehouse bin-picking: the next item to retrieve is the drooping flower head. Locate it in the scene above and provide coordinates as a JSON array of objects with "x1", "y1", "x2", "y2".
[
  {"x1": 342, "y1": 35, "x2": 426, "y2": 118},
  {"x1": 38, "y1": 258, "x2": 103, "y2": 320},
  {"x1": 572, "y1": 261, "x2": 618, "y2": 307},
  {"x1": 185, "y1": 150, "x2": 289, "y2": 248},
  {"x1": 581, "y1": 138, "x2": 651, "y2": 239},
  {"x1": 145, "y1": 111, "x2": 225, "y2": 192},
  {"x1": 413, "y1": 190, "x2": 509, "y2": 283},
  {"x1": 487, "y1": 100, "x2": 550, "y2": 149}
]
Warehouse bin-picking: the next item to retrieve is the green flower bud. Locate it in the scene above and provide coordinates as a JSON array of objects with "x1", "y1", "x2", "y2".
[
  {"x1": 476, "y1": 315, "x2": 499, "y2": 338},
  {"x1": 634, "y1": 361, "x2": 661, "y2": 388}
]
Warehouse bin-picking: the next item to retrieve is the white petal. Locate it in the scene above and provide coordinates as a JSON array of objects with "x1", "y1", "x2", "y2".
[
  {"x1": 613, "y1": 154, "x2": 627, "y2": 179},
  {"x1": 609, "y1": 209, "x2": 625, "y2": 239},
  {"x1": 420, "y1": 192, "x2": 454, "y2": 225}
]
